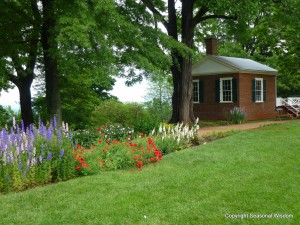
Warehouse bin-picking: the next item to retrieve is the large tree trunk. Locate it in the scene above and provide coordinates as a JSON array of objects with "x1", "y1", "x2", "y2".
[
  {"x1": 41, "y1": 0, "x2": 62, "y2": 125},
  {"x1": 9, "y1": 68, "x2": 34, "y2": 127},
  {"x1": 169, "y1": 0, "x2": 195, "y2": 123},
  {"x1": 17, "y1": 79, "x2": 34, "y2": 127}
]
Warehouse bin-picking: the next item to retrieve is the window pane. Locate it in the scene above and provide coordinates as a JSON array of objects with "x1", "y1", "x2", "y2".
[
  {"x1": 255, "y1": 80, "x2": 262, "y2": 102},
  {"x1": 221, "y1": 79, "x2": 232, "y2": 102},
  {"x1": 193, "y1": 81, "x2": 199, "y2": 102}
]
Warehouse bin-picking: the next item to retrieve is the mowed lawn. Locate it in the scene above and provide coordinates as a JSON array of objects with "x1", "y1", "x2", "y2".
[{"x1": 0, "y1": 122, "x2": 299, "y2": 225}]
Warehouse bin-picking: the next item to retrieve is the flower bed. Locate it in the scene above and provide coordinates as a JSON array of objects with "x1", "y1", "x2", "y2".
[
  {"x1": 0, "y1": 118, "x2": 76, "y2": 192},
  {"x1": 74, "y1": 137, "x2": 162, "y2": 175},
  {"x1": 0, "y1": 117, "x2": 201, "y2": 193}
]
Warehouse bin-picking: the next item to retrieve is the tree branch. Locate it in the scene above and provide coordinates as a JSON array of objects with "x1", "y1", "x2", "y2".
[
  {"x1": 140, "y1": 0, "x2": 169, "y2": 30},
  {"x1": 192, "y1": 6, "x2": 209, "y2": 27},
  {"x1": 199, "y1": 14, "x2": 238, "y2": 22}
]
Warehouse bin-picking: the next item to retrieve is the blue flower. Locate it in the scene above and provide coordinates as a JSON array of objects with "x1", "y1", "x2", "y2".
[
  {"x1": 47, "y1": 152, "x2": 52, "y2": 160},
  {"x1": 59, "y1": 149, "x2": 64, "y2": 158}
]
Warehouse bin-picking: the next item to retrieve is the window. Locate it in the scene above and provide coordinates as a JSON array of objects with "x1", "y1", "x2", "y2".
[
  {"x1": 220, "y1": 78, "x2": 233, "y2": 102},
  {"x1": 193, "y1": 80, "x2": 203, "y2": 103},
  {"x1": 255, "y1": 78, "x2": 263, "y2": 102},
  {"x1": 193, "y1": 80, "x2": 199, "y2": 103},
  {"x1": 216, "y1": 78, "x2": 238, "y2": 103},
  {"x1": 252, "y1": 78, "x2": 266, "y2": 102}
]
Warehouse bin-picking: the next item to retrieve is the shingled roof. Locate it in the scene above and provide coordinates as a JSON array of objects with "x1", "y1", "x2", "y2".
[{"x1": 192, "y1": 55, "x2": 277, "y2": 76}]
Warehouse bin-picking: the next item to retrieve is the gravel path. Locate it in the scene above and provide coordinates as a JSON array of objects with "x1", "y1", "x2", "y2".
[{"x1": 198, "y1": 120, "x2": 299, "y2": 137}]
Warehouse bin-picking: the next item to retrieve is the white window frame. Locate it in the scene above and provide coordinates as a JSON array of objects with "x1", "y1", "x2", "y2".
[
  {"x1": 255, "y1": 78, "x2": 264, "y2": 103},
  {"x1": 193, "y1": 80, "x2": 200, "y2": 103},
  {"x1": 220, "y1": 77, "x2": 233, "y2": 103}
]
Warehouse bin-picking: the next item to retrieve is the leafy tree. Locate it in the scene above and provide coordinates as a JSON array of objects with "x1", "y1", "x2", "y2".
[
  {"x1": 0, "y1": 0, "x2": 41, "y2": 127},
  {"x1": 209, "y1": 0, "x2": 300, "y2": 97},
  {"x1": 1, "y1": 0, "x2": 120, "y2": 127},
  {"x1": 144, "y1": 72, "x2": 172, "y2": 123},
  {"x1": 118, "y1": 0, "x2": 268, "y2": 123},
  {"x1": 90, "y1": 100, "x2": 157, "y2": 133},
  {"x1": 271, "y1": 0, "x2": 300, "y2": 97},
  {"x1": 0, "y1": 106, "x2": 21, "y2": 128}
]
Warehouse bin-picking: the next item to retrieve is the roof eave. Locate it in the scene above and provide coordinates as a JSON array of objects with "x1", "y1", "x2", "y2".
[
  {"x1": 192, "y1": 70, "x2": 277, "y2": 76},
  {"x1": 239, "y1": 70, "x2": 278, "y2": 75}
]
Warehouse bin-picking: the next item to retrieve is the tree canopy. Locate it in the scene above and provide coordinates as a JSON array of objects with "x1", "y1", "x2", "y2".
[{"x1": 1, "y1": 0, "x2": 299, "y2": 127}]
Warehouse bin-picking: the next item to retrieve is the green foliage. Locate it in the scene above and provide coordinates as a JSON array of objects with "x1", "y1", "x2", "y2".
[
  {"x1": 72, "y1": 129, "x2": 101, "y2": 148},
  {"x1": 96, "y1": 125, "x2": 134, "y2": 142},
  {"x1": 144, "y1": 72, "x2": 172, "y2": 123},
  {"x1": 211, "y1": 0, "x2": 300, "y2": 97},
  {"x1": 91, "y1": 100, "x2": 159, "y2": 134},
  {"x1": 0, "y1": 106, "x2": 20, "y2": 128}
]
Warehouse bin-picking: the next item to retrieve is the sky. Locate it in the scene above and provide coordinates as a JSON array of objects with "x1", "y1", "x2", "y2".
[{"x1": 0, "y1": 78, "x2": 149, "y2": 111}]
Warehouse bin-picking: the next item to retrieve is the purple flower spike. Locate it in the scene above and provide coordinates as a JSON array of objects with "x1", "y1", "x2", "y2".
[
  {"x1": 18, "y1": 161, "x2": 22, "y2": 170},
  {"x1": 59, "y1": 149, "x2": 64, "y2": 157},
  {"x1": 53, "y1": 116, "x2": 57, "y2": 129},
  {"x1": 21, "y1": 120, "x2": 25, "y2": 132},
  {"x1": 47, "y1": 152, "x2": 52, "y2": 160},
  {"x1": 8, "y1": 156, "x2": 13, "y2": 164},
  {"x1": 57, "y1": 129, "x2": 62, "y2": 143},
  {"x1": 46, "y1": 129, "x2": 52, "y2": 140}
]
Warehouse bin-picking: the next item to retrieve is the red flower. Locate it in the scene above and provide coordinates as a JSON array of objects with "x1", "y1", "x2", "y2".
[
  {"x1": 98, "y1": 139, "x2": 103, "y2": 144},
  {"x1": 97, "y1": 128, "x2": 101, "y2": 132},
  {"x1": 75, "y1": 154, "x2": 80, "y2": 160},
  {"x1": 129, "y1": 142, "x2": 137, "y2": 147},
  {"x1": 154, "y1": 149, "x2": 162, "y2": 161},
  {"x1": 112, "y1": 140, "x2": 120, "y2": 144},
  {"x1": 81, "y1": 162, "x2": 89, "y2": 168},
  {"x1": 136, "y1": 161, "x2": 143, "y2": 168},
  {"x1": 76, "y1": 166, "x2": 81, "y2": 171},
  {"x1": 147, "y1": 145, "x2": 151, "y2": 152},
  {"x1": 147, "y1": 137, "x2": 154, "y2": 145}
]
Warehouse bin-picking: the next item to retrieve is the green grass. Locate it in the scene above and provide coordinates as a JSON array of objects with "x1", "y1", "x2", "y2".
[{"x1": 0, "y1": 122, "x2": 299, "y2": 225}]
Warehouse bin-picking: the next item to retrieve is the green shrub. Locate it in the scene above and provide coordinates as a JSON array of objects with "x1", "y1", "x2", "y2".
[
  {"x1": 90, "y1": 100, "x2": 161, "y2": 134},
  {"x1": 72, "y1": 129, "x2": 101, "y2": 148},
  {"x1": 96, "y1": 125, "x2": 134, "y2": 142}
]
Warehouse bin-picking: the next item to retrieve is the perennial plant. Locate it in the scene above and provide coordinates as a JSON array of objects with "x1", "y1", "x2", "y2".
[
  {"x1": 228, "y1": 107, "x2": 247, "y2": 124},
  {"x1": 0, "y1": 117, "x2": 76, "y2": 192},
  {"x1": 151, "y1": 118, "x2": 200, "y2": 155}
]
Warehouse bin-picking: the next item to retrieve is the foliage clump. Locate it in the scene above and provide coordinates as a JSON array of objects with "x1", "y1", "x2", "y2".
[{"x1": 227, "y1": 107, "x2": 247, "y2": 124}]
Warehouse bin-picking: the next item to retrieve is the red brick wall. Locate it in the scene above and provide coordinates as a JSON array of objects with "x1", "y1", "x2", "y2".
[
  {"x1": 193, "y1": 73, "x2": 276, "y2": 121},
  {"x1": 238, "y1": 73, "x2": 276, "y2": 120}
]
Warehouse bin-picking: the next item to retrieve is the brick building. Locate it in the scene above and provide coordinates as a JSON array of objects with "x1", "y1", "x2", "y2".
[{"x1": 192, "y1": 39, "x2": 277, "y2": 121}]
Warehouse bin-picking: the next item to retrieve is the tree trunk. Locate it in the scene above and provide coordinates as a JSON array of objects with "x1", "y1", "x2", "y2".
[
  {"x1": 41, "y1": 0, "x2": 62, "y2": 125},
  {"x1": 9, "y1": 68, "x2": 34, "y2": 128},
  {"x1": 17, "y1": 79, "x2": 34, "y2": 128},
  {"x1": 169, "y1": 0, "x2": 195, "y2": 123}
]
